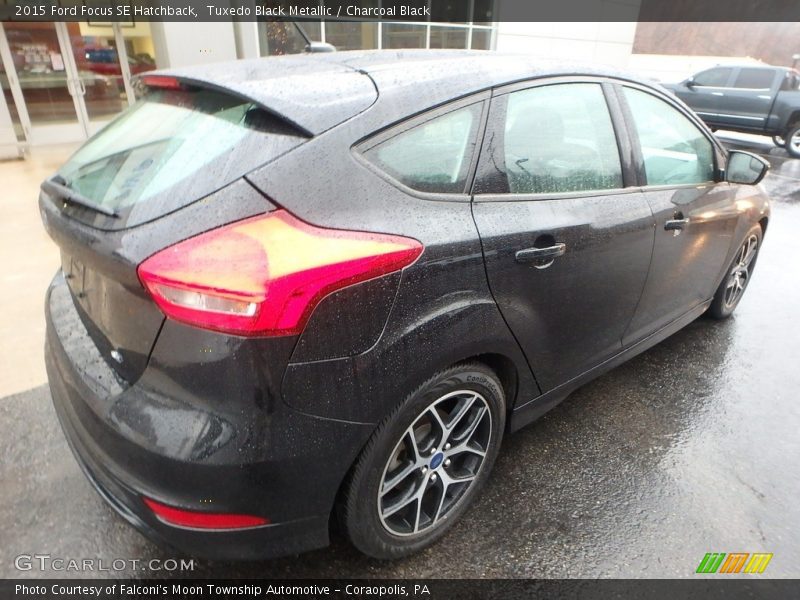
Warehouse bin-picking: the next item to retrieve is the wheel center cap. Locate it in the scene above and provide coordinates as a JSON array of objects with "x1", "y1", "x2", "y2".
[{"x1": 430, "y1": 452, "x2": 444, "y2": 470}]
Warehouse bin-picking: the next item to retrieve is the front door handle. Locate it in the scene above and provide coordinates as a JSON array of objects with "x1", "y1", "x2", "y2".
[
  {"x1": 515, "y1": 243, "x2": 566, "y2": 268},
  {"x1": 664, "y1": 218, "x2": 690, "y2": 231}
]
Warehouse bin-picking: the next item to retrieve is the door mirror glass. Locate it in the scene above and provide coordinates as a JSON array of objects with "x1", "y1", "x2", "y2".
[{"x1": 726, "y1": 150, "x2": 769, "y2": 185}]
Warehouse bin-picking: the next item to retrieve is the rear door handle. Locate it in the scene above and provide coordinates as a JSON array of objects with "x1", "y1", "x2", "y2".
[
  {"x1": 515, "y1": 243, "x2": 566, "y2": 266},
  {"x1": 664, "y1": 218, "x2": 690, "y2": 231}
]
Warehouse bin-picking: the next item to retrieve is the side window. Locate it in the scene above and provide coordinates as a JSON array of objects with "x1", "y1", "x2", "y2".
[
  {"x1": 733, "y1": 68, "x2": 775, "y2": 90},
  {"x1": 623, "y1": 87, "x2": 715, "y2": 186},
  {"x1": 781, "y1": 73, "x2": 799, "y2": 91},
  {"x1": 693, "y1": 68, "x2": 732, "y2": 87},
  {"x1": 501, "y1": 83, "x2": 623, "y2": 194},
  {"x1": 362, "y1": 104, "x2": 481, "y2": 193}
]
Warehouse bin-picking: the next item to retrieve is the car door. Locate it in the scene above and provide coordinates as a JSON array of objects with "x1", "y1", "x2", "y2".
[
  {"x1": 673, "y1": 67, "x2": 736, "y2": 129},
  {"x1": 618, "y1": 84, "x2": 740, "y2": 345},
  {"x1": 719, "y1": 67, "x2": 780, "y2": 133},
  {"x1": 471, "y1": 79, "x2": 654, "y2": 393}
]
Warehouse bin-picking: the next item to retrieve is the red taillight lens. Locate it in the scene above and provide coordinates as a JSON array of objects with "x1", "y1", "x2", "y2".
[
  {"x1": 137, "y1": 210, "x2": 423, "y2": 337},
  {"x1": 143, "y1": 497, "x2": 268, "y2": 530}
]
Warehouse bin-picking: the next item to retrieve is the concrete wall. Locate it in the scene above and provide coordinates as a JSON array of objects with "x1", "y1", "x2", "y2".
[
  {"x1": 150, "y1": 22, "x2": 238, "y2": 69},
  {"x1": 494, "y1": 22, "x2": 638, "y2": 69},
  {"x1": 628, "y1": 53, "x2": 766, "y2": 84}
]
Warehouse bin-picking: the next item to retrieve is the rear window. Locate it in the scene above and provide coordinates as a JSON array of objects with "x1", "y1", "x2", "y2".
[
  {"x1": 57, "y1": 86, "x2": 306, "y2": 229},
  {"x1": 733, "y1": 69, "x2": 775, "y2": 90},
  {"x1": 362, "y1": 104, "x2": 482, "y2": 194}
]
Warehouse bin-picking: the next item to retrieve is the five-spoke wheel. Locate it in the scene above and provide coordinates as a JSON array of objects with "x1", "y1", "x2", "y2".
[
  {"x1": 378, "y1": 390, "x2": 492, "y2": 536},
  {"x1": 709, "y1": 224, "x2": 763, "y2": 319},
  {"x1": 340, "y1": 363, "x2": 505, "y2": 559},
  {"x1": 724, "y1": 234, "x2": 758, "y2": 309}
]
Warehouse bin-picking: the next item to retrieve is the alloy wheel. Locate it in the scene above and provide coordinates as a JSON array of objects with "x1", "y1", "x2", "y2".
[
  {"x1": 724, "y1": 234, "x2": 758, "y2": 308},
  {"x1": 377, "y1": 390, "x2": 492, "y2": 536}
]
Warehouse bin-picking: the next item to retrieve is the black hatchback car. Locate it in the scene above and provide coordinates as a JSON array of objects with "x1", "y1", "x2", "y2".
[{"x1": 42, "y1": 50, "x2": 770, "y2": 560}]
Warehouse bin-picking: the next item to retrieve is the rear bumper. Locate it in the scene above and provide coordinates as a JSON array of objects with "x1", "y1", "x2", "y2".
[{"x1": 44, "y1": 272, "x2": 372, "y2": 560}]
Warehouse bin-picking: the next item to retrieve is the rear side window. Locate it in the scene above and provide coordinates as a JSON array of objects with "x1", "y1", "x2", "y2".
[
  {"x1": 362, "y1": 104, "x2": 482, "y2": 193},
  {"x1": 501, "y1": 83, "x2": 623, "y2": 195},
  {"x1": 57, "y1": 87, "x2": 307, "y2": 229},
  {"x1": 623, "y1": 87, "x2": 715, "y2": 186},
  {"x1": 733, "y1": 68, "x2": 775, "y2": 90},
  {"x1": 693, "y1": 68, "x2": 732, "y2": 87}
]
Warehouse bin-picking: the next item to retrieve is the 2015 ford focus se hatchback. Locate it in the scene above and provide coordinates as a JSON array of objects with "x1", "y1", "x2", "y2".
[{"x1": 42, "y1": 50, "x2": 770, "y2": 560}]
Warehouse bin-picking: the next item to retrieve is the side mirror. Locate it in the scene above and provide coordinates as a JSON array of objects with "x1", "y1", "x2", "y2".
[
  {"x1": 685, "y1": 77, "x2": 696, "y2": 88},
  {"x1": 726, "y1": 150, "x2": 769, "y2": 185}
]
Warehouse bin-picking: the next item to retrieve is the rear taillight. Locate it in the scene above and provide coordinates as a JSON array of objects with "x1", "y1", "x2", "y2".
[{"x1": 137, "y1": 210, "x2": 423, "y2": 337}]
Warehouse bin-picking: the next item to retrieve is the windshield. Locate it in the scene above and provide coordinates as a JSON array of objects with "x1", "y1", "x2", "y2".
[{"x1": 56, "y1": 87, "x2": 307, "y2": 229}]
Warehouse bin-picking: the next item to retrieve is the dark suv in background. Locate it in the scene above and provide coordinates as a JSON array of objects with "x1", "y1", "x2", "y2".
[
  {"x1": 41, "y1": 50, "x2": 770, "y2": 560},
  {"x1": 664, "y1": 64, "x2": 800, "y2": 156}
]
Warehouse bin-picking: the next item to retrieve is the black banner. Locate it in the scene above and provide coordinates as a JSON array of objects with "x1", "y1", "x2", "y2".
[
  {"x1": 2, "y1": 0, "x2": 800, "y2": 23},
  {"x1": 2, "y1": 580, "x2": 800, "y2": 600}
]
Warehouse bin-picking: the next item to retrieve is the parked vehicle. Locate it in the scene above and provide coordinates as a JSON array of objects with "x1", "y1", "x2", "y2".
[
  {"x1": 663, "y1": 64, "x2": 800, "y2": 156},
  {"x1": 41, "y1": 50, "x2": 770, "y2": 560}
]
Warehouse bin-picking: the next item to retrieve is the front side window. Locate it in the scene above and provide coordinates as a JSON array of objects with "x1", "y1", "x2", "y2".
[
  {"x1": 623, "y1": 87, "x2": 715, "y2": 186},
  {"x1": 500, "y1": 83, "x2": 623, "y2": 195},
  {"x1": 733, "y1": 68, "x2": 775, "y2": 90},
  {"x1": 693, "y1": 68, "x2": 732, "y2": 87},
  {"x1": 363, "y1": 104, "x2": 482, "y2": 193}
]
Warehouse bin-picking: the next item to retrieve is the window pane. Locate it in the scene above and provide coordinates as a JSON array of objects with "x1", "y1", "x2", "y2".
[
  {"x1": 623, "y1": 87, "x2": 714, "y2": 186},
  {"x1": 325, "y1": 21, "x2": 378, "y2": 50},
  {"x1": 471, "y1": 28, "x2": 492, "y2": 50},
  {"x1": 503, "y1": 83, "x2": 622, "y2": 194},
  {"x1": 733, "y1": 68, "x2": 774, "y2": 89},
  {"x1": 473, "y1": 0, "x2": 496, "y2": 25},
  {"x1": 259, "y1": 21, "x2": 321, "y2": 56},
  {"x1": 430, "y1": 27, "x2": 468, "y2": 49},
  {"x1": 693, "y1": 68, "x2": 732, "y2": 87},
  {"x1": 431, "y1": 0, "x2": 470, "y2": 23},
  {"x1": 382, "y1": 23, "x2": 427, "y2": 49},
  {"x1": 364, "y1": 104, "x2": 482, "y2": 193},
  {"x1": 3, "y1": 22, "x2": 78, "y2": 127}
]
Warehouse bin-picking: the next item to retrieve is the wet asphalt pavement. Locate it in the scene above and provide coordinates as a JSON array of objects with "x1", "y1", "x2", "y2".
[{"x1": 2, "y1": 136, "x2": 799, "y2": 579}]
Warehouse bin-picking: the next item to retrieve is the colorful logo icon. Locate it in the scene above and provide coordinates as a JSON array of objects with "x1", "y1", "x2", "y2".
[{"x1": 696, "y1": 552, "x2": 773, "y2": 574}]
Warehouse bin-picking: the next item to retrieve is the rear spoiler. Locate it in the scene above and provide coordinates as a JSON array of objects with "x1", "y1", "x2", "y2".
[{"x1": 132, "y1": 74, "x2": 314, "y2": 138}]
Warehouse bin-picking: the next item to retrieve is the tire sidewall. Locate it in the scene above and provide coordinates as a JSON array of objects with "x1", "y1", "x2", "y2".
[
  {"x1": 344, "y1": 364, "x2": 506, "y2": 559},
  {"x1": 785, "y1": 126, "x2": 800, "y2": 158}
]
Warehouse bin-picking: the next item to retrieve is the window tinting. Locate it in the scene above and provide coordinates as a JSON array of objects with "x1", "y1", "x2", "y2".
[
  {"x1": 57, "y1": 88, "x2": 306, "y2": 229},
  {"x1": 623, "y1": 87, "x2": 715, "y2": 186},
  {"x1": 501, "y1": 83, "x2": 622, "y2": 195},
  {"x1": 693, "y1": 68, "x2": 732, "y2": 87},
  {"x1": 363, "y1": 104, "x2": 482, "y2": 194},
  {"x1": 733, "y1": 68, "x2": 775, "y2": 89}
]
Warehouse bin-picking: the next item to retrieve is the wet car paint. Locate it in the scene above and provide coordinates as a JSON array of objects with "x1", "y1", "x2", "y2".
[{"x1": 3, "y1": 139, "x2": 798, "y2": 577}]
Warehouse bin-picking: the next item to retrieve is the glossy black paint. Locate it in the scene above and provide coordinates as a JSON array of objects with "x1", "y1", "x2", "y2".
[{"x1": 42, "y1": 51, "x2": 771, "y2": 560}]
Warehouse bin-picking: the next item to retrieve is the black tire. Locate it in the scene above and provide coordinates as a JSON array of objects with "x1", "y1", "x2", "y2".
[
  {"x1": 707, "y1": 224, "x2": 762, "y2": 319},
  {"x1": 340, "y1": 362, "x2": 506, "y2": 559},
  {"x1": 772, "y1": 134, "x2": 786, "y2": 148},
  {"x1": 785, "y1": 125, "x2": 800, "y2": 158}
]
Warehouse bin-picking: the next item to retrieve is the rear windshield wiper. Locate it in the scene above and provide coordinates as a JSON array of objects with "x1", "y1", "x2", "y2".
[{"x1": 42, "y1": 175, "x2": 119, "y2": 218}]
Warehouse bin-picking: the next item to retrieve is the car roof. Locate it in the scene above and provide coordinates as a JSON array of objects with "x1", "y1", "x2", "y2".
[{"x1": 155, "y1": 50, "x2": 660, "y2": 135}]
